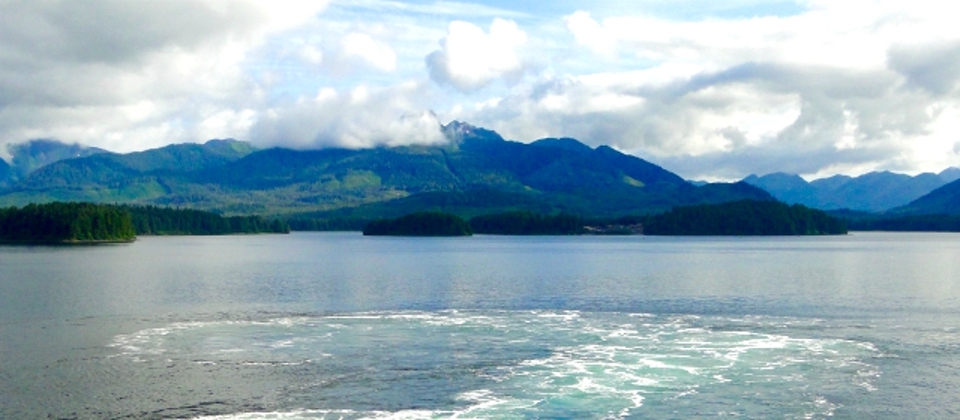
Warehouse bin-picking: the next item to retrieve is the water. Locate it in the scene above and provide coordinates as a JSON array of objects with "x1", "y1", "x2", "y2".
[{"x1": 1, "y1": 232, "x2": 959, "y2": 418}]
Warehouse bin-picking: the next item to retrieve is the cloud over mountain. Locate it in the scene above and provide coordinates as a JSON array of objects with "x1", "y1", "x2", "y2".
[
  {"x1": 449, "y1": 1, "x2": 960, "y2": 179},
  {"x1": 426, "y1": 19, "x2": 529, "y2": 92},
  {"x1": 249, "y1": 83, "x2": 445, "y2": 150},
  {"x1": 1, "y1": 1, "x2": 959, "y2": 180},
  {"x1": 0, "y1": 0, "x2": 329, "y2": 156}
]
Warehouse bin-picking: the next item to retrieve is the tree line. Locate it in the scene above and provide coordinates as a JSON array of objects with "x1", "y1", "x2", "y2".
[
  {"x1": 0, "y1": 202, "x2": 136, "y2": 243},
  {"x1": 121, "y1": 205, "x2": 288, "y2": 235},
  {"x1": 469, "y1": 211, "x2": 584, "y2": 235},
  {"x1": 363, "y1": 212, "x2": 473, "y2": 236},
  {"x1": 287, "y1": 217, "x2": 369, "y2": 232},
  {"x1": 1, "y1": 202, "x2": 289, "y2": 243},
  {"x1": 844, "y1": 214, "x2": 960, "y2": 232},
  {"x1": 644, "y1": 200, "x2": 847, "y2": 235},
  {"x1": 361, "y1": 211, "x2": 592, "y2": 236},
  {"x1": 344, "y1": 201, "x2": 849, "y2": 237}
]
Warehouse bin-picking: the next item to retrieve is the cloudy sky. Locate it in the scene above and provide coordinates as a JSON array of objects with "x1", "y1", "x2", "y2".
[{"x1": 2, "y1": 0, "x2": 960, "y2": 180}]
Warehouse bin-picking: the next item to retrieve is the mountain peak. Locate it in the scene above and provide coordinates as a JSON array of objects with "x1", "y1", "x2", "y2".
[
  {"x1": 939, "y1": 167, "x2": 960, "y2": 183},
  {"x1": 442, "y1": 120, "x2": 473, "y2": 130},
  {"x1": 742, "y1": 172, "x2": 809, "y2": 187},
  {"x1": 204, "y1": 138, "x2": 240, "y2": 145},
  {"x1": 442, "y1": 121, "x2": 505, "y2": 144},
  {"x1": 531, "y1": 137, "x2": 593, "y2": 154}
]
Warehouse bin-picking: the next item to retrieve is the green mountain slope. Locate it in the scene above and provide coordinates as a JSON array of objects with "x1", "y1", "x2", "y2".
[
  {"x1": 0, "y1": 139, "x2": 255, "y2": 206},
  {"x1": 0, "y1": 123, "x2": 772, "y2": 217}
]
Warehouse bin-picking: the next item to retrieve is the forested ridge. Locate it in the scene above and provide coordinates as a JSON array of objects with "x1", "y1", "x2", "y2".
[{"x1": 0, "y1": 125, "x2": 773, "y2": 219}]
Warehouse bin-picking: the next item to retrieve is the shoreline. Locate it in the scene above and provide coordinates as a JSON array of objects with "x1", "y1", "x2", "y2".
[{"x1": 0, "y1": 238, "x2": 137, "y2": 245}]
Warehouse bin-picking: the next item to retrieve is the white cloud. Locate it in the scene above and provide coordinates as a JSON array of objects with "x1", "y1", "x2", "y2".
[
  {"x1": 436, "y1": 2, "x2": 960, "y2": 179},
  {"x1": 0, "y1": 0, "x2": 329, "y2": 154},
  {"x1": 564, "y1": 11, "x2": 617, "y2": 57},
  {"x1": 453, "y1": 71, "x2": 801, "y2": 155},
  {"x1": 426, "y1": 19, "x2": 529, "y2": 92},
  {"x1": 197, "y1": 109, "x2": 259, "y2": 142},
  {"x1": 562, "y1": 7, "x2": 893, "y2": 69},
  {"x1": 2, "y1": 0, "x2": 960, "y2": 181},
  {"x1": 250, "y1": 82, "x2": 445, "y2": 149},
  {"x1": 298, "y1": 44, "x2": 325, "y2": 65},
  {"x1": 342, "y1": 0, "x2": 530, "y2": 19},
  {"x1": 450, "y1": 54, "x2": 959, "y2": 178},
  {"x1": 340, "y1": 32, "x2": 398, "y2": 72}
]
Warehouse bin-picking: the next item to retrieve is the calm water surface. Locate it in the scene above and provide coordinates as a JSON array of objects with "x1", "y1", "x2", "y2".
[{"x1": 1, "y1": 232, "x2": 959, "y2": 418}]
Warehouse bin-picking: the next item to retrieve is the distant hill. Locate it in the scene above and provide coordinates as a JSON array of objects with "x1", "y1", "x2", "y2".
[
  {"x1": 0, "y1": 122, "x2": 772, "y2": 218},
  {"x1": 5, "y1": 139, "x2": 108, "y2": 180},
  {"x1": 0, "y1": 159, "x2": 10, "y2": 187},
  {"x1": 890, "y1": 177, "x2": 960, "y2": 215},
  {"x1": 1, "y1": 139, "x2": 256, "y2": 206},
  {"x1": 742, "y1": 169, "x2": 957, "y2": 212},
  {"x1": 940, "y1": 167, "x2": 960, "y2": 183},
  {"x1": 742, "y1": 173, "x2": 817, "y2": 206}
]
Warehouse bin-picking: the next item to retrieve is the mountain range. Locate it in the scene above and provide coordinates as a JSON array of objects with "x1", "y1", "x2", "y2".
[
  {"x1": 0, "y1": 122, "x2": 773, "y2": 219},
  {"x1": 742, "y1": 170, "x2": 960, "y2": 213}
]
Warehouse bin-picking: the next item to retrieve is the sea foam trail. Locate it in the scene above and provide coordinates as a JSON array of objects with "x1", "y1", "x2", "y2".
[{"x1": 107, "y1": 310, "x2": 879, "y2": 419}]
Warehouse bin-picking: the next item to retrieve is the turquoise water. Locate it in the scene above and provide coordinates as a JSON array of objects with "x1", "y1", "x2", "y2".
[{"x1": 2, "y1": 232, "x2": 959, "y2": 418}]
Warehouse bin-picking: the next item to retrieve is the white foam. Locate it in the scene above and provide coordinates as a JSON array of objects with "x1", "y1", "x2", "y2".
[{"x1": 109, "y1": 310, "x2": 880, "y2": 419}]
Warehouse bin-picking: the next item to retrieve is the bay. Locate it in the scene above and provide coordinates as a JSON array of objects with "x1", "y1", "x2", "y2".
[{"x1": 1, "y1": 232, "x2": 959, "y2": 418}]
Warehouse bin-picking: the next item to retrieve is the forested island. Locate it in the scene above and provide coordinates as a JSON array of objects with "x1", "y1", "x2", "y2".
[
  {"x1": 644, "y1": 200, "x2": 847, "y2": 235},
  {"x1": 360, "y1": 201, "x2": 844, "y2": 237},
  {"x1": 0, "y1": 202, "x2": 136, "y2": 243},
  {"x1": 0, "y1": 202, "x2": 289, "y2": 244}
]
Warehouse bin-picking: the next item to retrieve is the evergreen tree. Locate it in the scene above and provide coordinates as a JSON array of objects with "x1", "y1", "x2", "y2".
[
  {"x1": 469, "y1": 211, "x2": 584, "y2": 235},
  {"x1": 363, "y1": 212, "x2": 472, "y2": 236},
  {"x1": 0, "y1": 202, "x2": 136, "y2": 243},
  {"x1": 644, "y1": 200, "x2": 847, "y2": 236}
]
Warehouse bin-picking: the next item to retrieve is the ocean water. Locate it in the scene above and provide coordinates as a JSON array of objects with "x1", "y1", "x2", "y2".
[{"x1": 1, "y1": 232, "x2": 959, "y2": 419}]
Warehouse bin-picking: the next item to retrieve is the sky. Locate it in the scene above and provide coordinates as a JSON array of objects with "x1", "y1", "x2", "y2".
[{"x1": 2, "y1": 0, "x2": 960, "y2": 181}]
